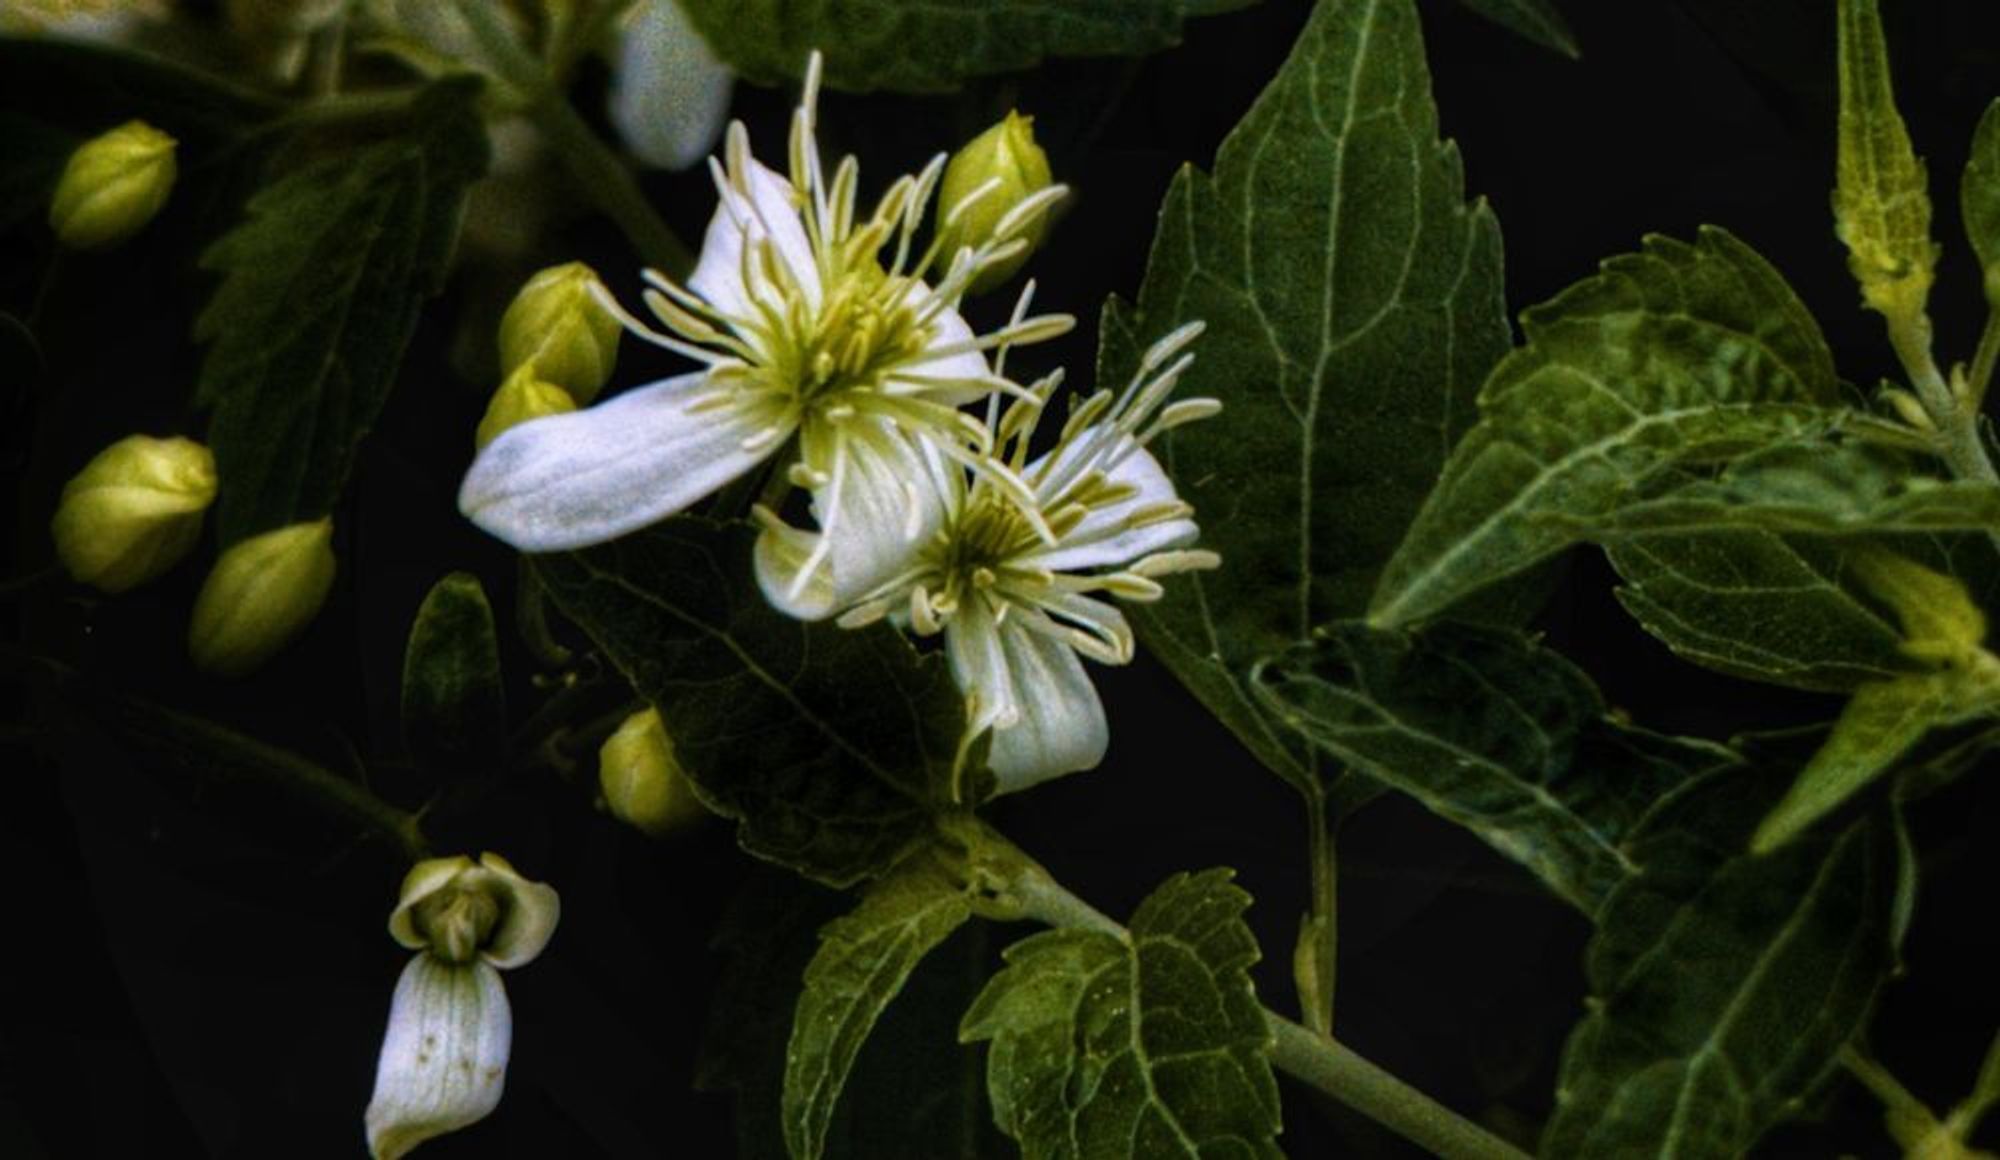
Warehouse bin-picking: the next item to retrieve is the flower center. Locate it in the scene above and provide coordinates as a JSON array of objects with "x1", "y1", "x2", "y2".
[
  {"x1": 413, "y1": 881, "x2": 503, "y2": 964},
  {"x1": 778, "y1": 262, "x2": 936, "y2": 419}
]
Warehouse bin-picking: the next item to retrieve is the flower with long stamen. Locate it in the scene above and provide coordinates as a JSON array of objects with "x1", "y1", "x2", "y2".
[
  {"x1": 459, "y1": 51, "x2": 1072, "y2": 609},
  {"x1": 757, "y1": 320, "x2": 1222, "y2": 792}
]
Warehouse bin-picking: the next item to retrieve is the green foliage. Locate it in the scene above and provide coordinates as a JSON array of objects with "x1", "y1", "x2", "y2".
[
  {"x1": 1544, "y1": 767, "x2": 1897, "y2": 1157},
  {"x1": 400, "y1": 572, "x2": 506, "y2": 783},
  {"x1": 1100, "y1": 0, "x2": 1510, "y2": 791},
  {"x1": 784, "y1": 847, "x2": 975, "y2": 1160},
  {"x1": 1453, "y1": 0, "x2": 1579, "y2": 58},
  {"x1": 1964, "y1": 99, "x2": 2000, "y2": 277},
  {"x1": 1833, "y1": 0, "x2": 1936, "y2": 318},
  {"x1": 675, "y1": 0, "x2": 1252, "y2": 93},
  {"x1": 533, "y1": 520, "x2": 967, "y2": 887},
  {"x1": 1253, "y1": 620, "x2": 1741, "y2": 913},
  {"x1": 195, "y1": 79, "x2": 486, "y2": 545},
  {"x1": 960, "y1": 870, "x2": 1281, "y2": 1159},
  {"x1": 1371, "y1": 227, "x2": 1844, "y2": 629},
  {"x1": 1552, "y1": 434, "x2": 2000, "y2": 538}
]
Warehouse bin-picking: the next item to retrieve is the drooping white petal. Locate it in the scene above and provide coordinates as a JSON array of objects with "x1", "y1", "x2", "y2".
[
  {"x1": 947, "y1": 603, "x2": 1109, "y2": 792},
  {"x1": 460, "y1": 372, "x2": 783, "y2": 552},
  {"x1": 365, "y1": 956, "x2": 512, "y2": 1160},
  {"x1": 607, "y1": 0, "x2": 735, "y2": 172},
  {"x1": 1021, "y1": 431, "x2": 1198, "y2": 574},
  {"x1": 754, "y1": 421, "x2": 949, "y2": 619},
  {"x1": 689, "y1": 158, "x2": 819, "y2": 318}
]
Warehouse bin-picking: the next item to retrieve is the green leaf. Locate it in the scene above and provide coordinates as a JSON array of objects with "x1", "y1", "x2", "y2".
[
  {"x1": 1453, "y1": 0, "x2": 1579, "y2": 58},
  {"x1": 1833, "y1": 0, "x2": 1936, "y2": 318},
  {"x1": 196, "y1": 79, "x2": 486, "y2": 545},
  {"x1": 675, "y1": 0, "x2": 1251, "y2": 93},
  {"x1": 1606, "y1": 533, "x2": 1918, "y2": 692},
  {"x1": 1252, "y1": 620, "x2": 1740, "y2": 913},
  {"x1": 532, "y1": 520, "x2": 967, "y2": 887},
  {"x1": 960, "y1": 870, "x2": 1280, "y2": 1159},
  {"x1": 1100, "y1": 0, "x2": 1510, "y2": 790},
  {"x1": 1543, "y1": 768, "x2": 1896, "y2": 1157},
  {"x1": 400, "y1": 572, "x2": 506, "y2": 781},
  {"x1": 785, "y1": 847, "x2": 974, "y2": 1160},
  {"x1": 1963, "y1": 100, "x2": 2000, "y2": 275},
  {"x1": 1752, "y1": 552, "x2": 2000, "y2": 850},
  {"x1": 1549, "y1": 433, "x2": 2000, "y2": 539},
  {"x1": 1371, "y1": 226, "x2": 1844, "y2": 628}
]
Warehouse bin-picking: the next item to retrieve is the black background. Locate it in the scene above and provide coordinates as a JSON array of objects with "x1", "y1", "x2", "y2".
[{"x1": 7, "y1": 1, "x2": 2000, "y2": 1156}]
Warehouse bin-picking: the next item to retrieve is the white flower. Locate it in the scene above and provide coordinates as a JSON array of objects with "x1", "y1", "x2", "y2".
[
  {"x1": 459, "y1": 51, "x2": 1072, "y2": 601},
  {"x1": 365, "y1": 853, "x2": 559, "y2": 1160},
  {"x1": 756, "y1": 320, "x2": 1221, "y2": 792},
  {"x1": 607, "y1": 0, "x2": 735, "y2": 172}
]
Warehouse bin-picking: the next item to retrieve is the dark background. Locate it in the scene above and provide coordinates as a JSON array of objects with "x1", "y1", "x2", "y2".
[{"x1": 7, "y1": 1, "x2": 2000, "y2": 1156}]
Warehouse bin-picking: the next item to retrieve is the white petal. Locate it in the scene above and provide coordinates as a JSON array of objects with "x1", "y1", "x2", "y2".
[
  {"x1": 607, "y1": 0, "x2": 735, "y2": 172},
  {"x1": 1022, "y1": 431, "x2": 1198, "y2": 574},
  {"x1": 947, "y1": 604, "x2": 1109, "y2": 792},
  {"x1": 365, "y1": 956, "x2": 512, "y2": 1160},
  {"x1": 689, "y1": 158, "x2": 820, "y2": 319},
  {"x1": 754, "y1": 421, "x2": 949, "y2": 619},
  {"x1": 885, "y1": 289, "x2": 988, "y2": 406},
  {"x1": 459, "y1": 372, "x2": 781, "y2": 552}
]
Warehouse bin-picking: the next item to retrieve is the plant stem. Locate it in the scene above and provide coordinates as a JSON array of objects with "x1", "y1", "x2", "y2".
[
  {"x1": 1006, "y1": 857, "x2": 1530, "y2": 1160},
  {"x1": 451, "y1": 0, "x2": 693, "y2": 276},
  {"x1": 1841, "y1": 1045, "x2": 1938, "y2": 1131},
  {"x1": 1969, "y1": 306, "x2": 2000, "y2": 414},
  {"x1": 1301, "y1": 780, "x2": 1337, "y2": 1035},
  {"x1": 1886, "y1": 312, "x2": 2000, "y2": 555},
  {"x1": 1946, "y1": 1023, "x2": 2000, "y2": 1138}
]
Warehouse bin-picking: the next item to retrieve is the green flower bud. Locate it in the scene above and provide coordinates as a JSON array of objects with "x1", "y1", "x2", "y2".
[
  {"x1": 934, "y1": 111, "x2": 1054, "y2": 296},
  {"x1": 48, "y1": 119, "x2": 178, "y2": 250},
  {"x1": 475, "y1": 362, "x2": 577, "y2": 449},
  {"x1": 188, "y1": 518, "x2": 337, "y2": 676},
  {"x1": 497, "y1": 262, "x2": 622, "y2": 402},
  {"x1": 387, "y1": 851, "x2": 561, "y2": 967},
  {"x1": 51, "y1": 434, "x2": 216, "y2": 593},
  {"x1": 597, "y1": 707, "x2": 704, "y2": 837}
]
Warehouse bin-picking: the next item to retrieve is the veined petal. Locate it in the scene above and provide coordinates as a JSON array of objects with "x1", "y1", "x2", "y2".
[
  {"x1": 1021, "y1": 431, "x2": 1197, "y2": 574},
  {"x1": 690, "y1": 158, "x2": 819, "y2": 319},
  {"x1": 755, "y1": 420, "x2": 949, "y2": 619},
  {"x1": 947, "y1": 603, "x2": 1108, "y2": 792},
  {"x1": 884, "y1": 287, "x2": 988, "y2": 406},
  {"x1": 365, "y1": 956, "x2": 511, "y2": 1160},
  {"x1": 460, "y1": 372, "x2": 782, "y2": 552},
  {"x1": 607, "y1": 0, "x2": 734, "y2": 172}
]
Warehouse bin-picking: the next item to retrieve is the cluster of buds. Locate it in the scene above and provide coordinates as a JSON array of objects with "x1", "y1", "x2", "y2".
[{"x1": 476, "y1": 262, "x2": 623, "y2": 448}]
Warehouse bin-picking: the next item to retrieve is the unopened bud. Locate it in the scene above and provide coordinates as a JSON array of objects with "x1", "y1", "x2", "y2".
[
  {"x1": 934, "y1": 111, "x2": 1054, "y2": 295},
  {"x1": 49, "y1": 120, "x2": 178, "y2": 250},
  {"x1": 597, "y1": 707, "x2": 704, "y2": 836},
  {"x1": 387, "y1": 852, "x2": 560, "y2": 968},
  {"x1": 51, "y1": 434, "x2": 216, "y2": 593},
  {"x1": 476, "y1": 362, "x2": 576, "y2": 449},
  {"x1": 188, "y1": 518, "x2": 336, "y2": 676},
  {"x1": 497, "y1": 262, "x2": 621, "y2": 402}
]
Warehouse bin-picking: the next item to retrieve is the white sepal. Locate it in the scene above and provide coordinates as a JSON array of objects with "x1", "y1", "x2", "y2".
[
  {"x1": 947, "y1": 602, "x2": 1109, "y2": 792},
  {"x1": 459, "y1": 372, "x2": 780, "y2": 551},
  {"x1": 365, "y1": 955, "x2": 512, "y2": 1160}
]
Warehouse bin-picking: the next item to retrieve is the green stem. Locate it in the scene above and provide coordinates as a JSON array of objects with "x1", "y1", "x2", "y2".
[
  {"x1": 5, "y1": 647, "x2": 428, "y2": 862},
  {"x1": 1841, "y1": 1045, "x2": 1939, "y2": 1132},
  {"x1": 451, "y1": 0, "x2": 693, "y2": 275},
  {"x1": 1886, "y1": 312, "x2": 2000, "y2": 555},
  {"x1": 1006, "y1": 858, "x2": 1530, "y2": 1160},
  {"x1": 1300, "y1": 780, "x2": 1337, "y2": 1036},
  {"x1": 1968, "y1": 305, "x2": 2000, "y2": 414},
  {"x1": 1946, "y1": 1024, "x2": 2000, "y2": 1139}
]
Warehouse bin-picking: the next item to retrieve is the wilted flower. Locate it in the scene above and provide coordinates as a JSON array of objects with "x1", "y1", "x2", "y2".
[
  {"x1": 187, "y1": 518, "x2": 336, "y2": 676},
  {"x1": 757, "y1": 321, "x2": 1221, "y2": 791},
  {"x1": 51, "y1": 433, "x2": 216, "y2": 593},
  {"x1": 48, "y1": 119, "x2": 177, "y2": 250},
  {"x1": 459, "y1": 51, "x2": 1071, "y2": 613},
  {"x1": 365, "y1": 852, "x2": 559, "y2": 1160}
]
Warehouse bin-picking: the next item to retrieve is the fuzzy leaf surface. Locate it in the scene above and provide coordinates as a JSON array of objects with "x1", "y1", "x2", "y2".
[
  {"x1": 1544, "y1": 768, "x2": 1895, "y2": 1157},
  {"x1": 195, "y1": 79, "x2": 485, "y2": 544},
  {"x1": 533, "y1": 520, "x2": 965, "y2": 887},
  {"x1": 1253, "y1": 620, "x2": 1739, "y2": 913},
  {"x1": 960, "y1": 870, "x2": 1280, "y2": 1159},
  {"x1": 784, "y1": 848, "x2": 975, "y2": 1160},
  {"x1": 400, "y1": 572, "x2": 506, "y2": 781},
  {"x1": 1101, "y1": 0, "x2": 1510, "y2": 790},
  {"x1": 1371, "y1": 227, "x2": 1844, "y2": 628},
  {"x1": 676, "y1": 0, "x2": 1251, "y2": 93}
]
